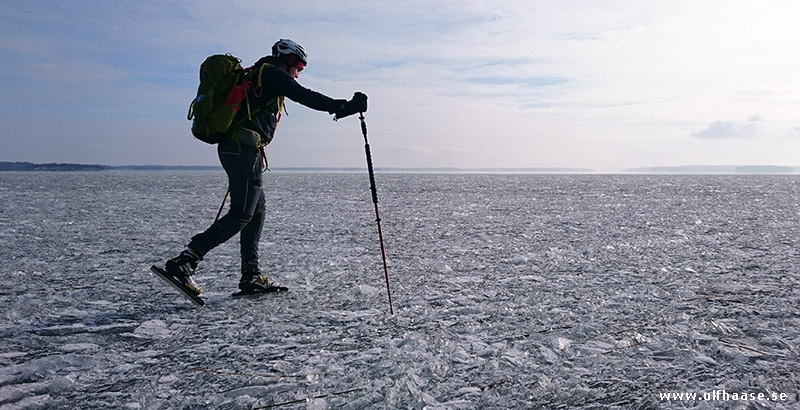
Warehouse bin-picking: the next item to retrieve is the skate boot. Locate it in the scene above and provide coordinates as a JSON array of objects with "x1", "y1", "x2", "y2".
[
  {"x1": 165, "y1": 248, "x2": 202, "y2": 295},
  {"x1": 238, "y1": 271, "x2": 272, "y2": 294}
]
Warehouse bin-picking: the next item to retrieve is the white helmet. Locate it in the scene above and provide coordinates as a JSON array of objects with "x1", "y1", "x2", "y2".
[{"x1": 271, "y1": 39, "x2": 308, "y2": 65}]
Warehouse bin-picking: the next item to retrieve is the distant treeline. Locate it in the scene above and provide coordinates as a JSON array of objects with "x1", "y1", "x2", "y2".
[
  {"x1": 0, "y1": 162, "x2": 110, "y2": 171},
  {"x1": 0, "y1": 162, "x2": 220, "y2": 172},
  {"x1": 624, "y1": 165, "x2": 798, "y2": 174},
  {"x1": 0, "y1": 162, "x2": 588, "y2": 173}
]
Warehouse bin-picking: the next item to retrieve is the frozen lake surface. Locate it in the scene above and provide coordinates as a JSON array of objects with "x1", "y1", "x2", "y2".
[{"x1": 1, "y1": 171, "x2": 799, "y2": 409}]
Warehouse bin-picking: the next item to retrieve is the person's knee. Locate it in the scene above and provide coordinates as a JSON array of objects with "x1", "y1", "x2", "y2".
[{"x1": 227, "y1": 209, "x2": 255, "y2": 227}]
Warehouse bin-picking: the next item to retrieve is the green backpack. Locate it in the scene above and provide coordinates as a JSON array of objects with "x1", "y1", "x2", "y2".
[{"x1": 187, "y1": 54, "x2": 251, "y2": 144}]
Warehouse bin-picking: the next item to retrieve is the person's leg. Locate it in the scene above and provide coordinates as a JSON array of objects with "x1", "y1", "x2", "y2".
[
  {"x1": 240, "y1": 187, "x2": 266, "y2": 273},
  {"x1": 188, "y1": 141, "x2": 262, "y2": 257}
]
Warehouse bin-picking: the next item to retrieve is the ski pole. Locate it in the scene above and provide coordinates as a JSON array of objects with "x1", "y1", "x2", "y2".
[
  {"x1": 215, "y1": 189, "x2": 230, "y2": 222},
  {"x1": 359, "y1": 113, "x2": 394, "y2": 315}
]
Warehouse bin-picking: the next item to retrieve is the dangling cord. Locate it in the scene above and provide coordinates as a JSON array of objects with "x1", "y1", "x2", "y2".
[
  {"x1": 261, "y1": 96, "x2": 282, "y2": 174},
  {"x1": 277, "y1": 96, "x2": 286, "y2": 121},
  {"x1": 259, "y1": 146, "x2": 269, "y2": 173}
]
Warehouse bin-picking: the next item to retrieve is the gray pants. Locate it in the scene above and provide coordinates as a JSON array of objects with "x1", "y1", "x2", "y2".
[{"x1": 189, "y1": 139, "x2": 266, "y2": 274}]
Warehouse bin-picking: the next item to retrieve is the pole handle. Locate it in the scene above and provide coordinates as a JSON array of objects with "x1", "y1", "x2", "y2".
[{"x1": 360, "y1": 113, "x2": 368, "y2": 142}]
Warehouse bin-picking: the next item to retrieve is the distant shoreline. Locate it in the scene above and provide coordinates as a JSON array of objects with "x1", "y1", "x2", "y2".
[
  {"x1": 622, "y1": 165, "x2": 798, "y2": 174},
  {"x1": 0, "y1": 162, "x2": 592, "y2": 174},
  {"x1": 0, "y1": 161, "x2": 797, "y2": 174},
  {"x1": 0, "y1": 162, "x2": 223, "y2": 172}
]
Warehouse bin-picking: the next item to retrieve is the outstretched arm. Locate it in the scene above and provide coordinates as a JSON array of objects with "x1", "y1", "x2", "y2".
[{"x1": 263, "y1": 68, "x2": 367, "y2": 118}]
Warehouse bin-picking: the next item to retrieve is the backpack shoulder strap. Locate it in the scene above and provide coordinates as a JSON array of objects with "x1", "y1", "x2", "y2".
[{"x1": 253, "y1": 62, "x2": 272, "y2": 98}]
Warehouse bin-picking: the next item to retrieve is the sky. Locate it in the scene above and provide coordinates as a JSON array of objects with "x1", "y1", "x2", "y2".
[{"x1": 1, "y1": 0, "x2": 799, "y2": 172}]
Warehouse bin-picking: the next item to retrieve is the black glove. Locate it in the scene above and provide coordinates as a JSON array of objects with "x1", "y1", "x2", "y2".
[{"x1": 332, "y1": 92, "x2": 368, "y2": 120}]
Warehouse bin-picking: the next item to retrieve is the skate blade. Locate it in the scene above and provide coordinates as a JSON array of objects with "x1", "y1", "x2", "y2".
[
  {"x1": 150, "y1": 265, "x2": 205, "y2": 307},
  {"x1": 231, "y1": 286, "x2": 288, "y2": 298}
]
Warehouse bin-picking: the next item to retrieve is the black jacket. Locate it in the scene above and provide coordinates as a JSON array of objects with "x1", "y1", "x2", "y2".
[{"x1": 236, "y1": 56, "x2": 346, "y2": 146}]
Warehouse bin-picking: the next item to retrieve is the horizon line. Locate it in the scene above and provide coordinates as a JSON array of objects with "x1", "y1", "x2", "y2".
[{"x1": 1, "y1": 161, "x2": 799, "y2": 174}]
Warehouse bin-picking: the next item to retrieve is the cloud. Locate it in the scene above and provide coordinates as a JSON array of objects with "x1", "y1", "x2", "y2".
[
  {"x1": 691, "y1": 115, "x2": 764, "y2": 139},
  {"x1": 782, "y1": 127, "x2": 800, "y2": 140},
  {"x1": 391, "y1": 145, "x2": 479, "y2": 158},
  {"x1": 465, "y1": 76, "x2": 568, "y2": 88}
]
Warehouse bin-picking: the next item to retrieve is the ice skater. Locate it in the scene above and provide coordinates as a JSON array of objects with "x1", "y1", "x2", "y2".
[{"x1": 155, "y1": 39, "x2": 368, "y2": 298}]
